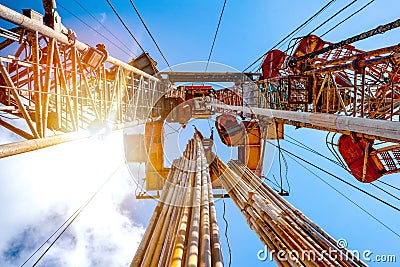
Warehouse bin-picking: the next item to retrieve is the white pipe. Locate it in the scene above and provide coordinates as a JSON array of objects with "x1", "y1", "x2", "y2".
[{"x1": 217, "y1": 104, "x2": 400, "y2": 142}]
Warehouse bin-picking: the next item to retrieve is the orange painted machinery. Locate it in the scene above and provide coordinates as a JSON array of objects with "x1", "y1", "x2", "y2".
[
  {"x1": 261, "y1": 34, "x2": 400, "y2": 182},
  {"x1": 215, "y1": 114, "x2": 262, "y2": 176},
  {"x1": 338, "y1": 135, "x2": 385, "y2": 182},
  {"x1": 337, "y1": 135, "x2": 400, "y2": 183},
  {"x1": 215, "y1": 114, "x2": 245, "y2": 146},
  {"x1": 163, "y1": 85, "x2": 214, "y2": 124}
]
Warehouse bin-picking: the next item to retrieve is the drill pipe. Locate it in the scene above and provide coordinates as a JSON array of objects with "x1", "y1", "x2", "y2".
[
  {"x1": 199, "y1": 144, "x2": 212, "y2": 267},
  {"x1": 212, "y1": 161, "x2": 301, "y2": 266},
  {"x1": 210, "y1": 158, "x2": 366, "y2": 267},
  {"x1": 131, "y1": 136, "x2": 224, "y2": 267},
  {"x1": 162, "y1": 143, "x2": 194, "y2": 266},
  {"x1": 229, "y1": 160, "x2": 367, "y2": 267},
  {"x1": 169, "y1": 144, "x2": 196, "y2": 267},
  {"x1": 228, "y1": 162, "x2": 336, "y2": 267}
]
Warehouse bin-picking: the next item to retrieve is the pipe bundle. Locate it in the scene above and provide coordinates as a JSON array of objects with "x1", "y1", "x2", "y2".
[
  {"x1": 210, "y1": 159, "x2": 367, "y2": 267},
  {"x1": 131, "y1": 135, "x2": 224, "y2": 267}
]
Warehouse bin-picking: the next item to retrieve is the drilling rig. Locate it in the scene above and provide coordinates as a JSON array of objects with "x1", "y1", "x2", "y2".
[{"x1": 0, "y1": 1, "x2": 399, "y2": 266}]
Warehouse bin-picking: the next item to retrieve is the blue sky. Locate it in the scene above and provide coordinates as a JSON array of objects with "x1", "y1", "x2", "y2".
[{"x1": 1, "y1": 0, "x2": 400, "y2": 266}]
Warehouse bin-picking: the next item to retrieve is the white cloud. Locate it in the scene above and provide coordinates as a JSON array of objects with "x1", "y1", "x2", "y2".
[
  {"x1": 0, "y1": 130, "x2": 155, "y2": 266},
  {"x1": 100, "y1": 13, "x2": 107, "y2": 24},
  {"x1": 94, "y1": 12, "x2": 107, "y2": 31}
]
